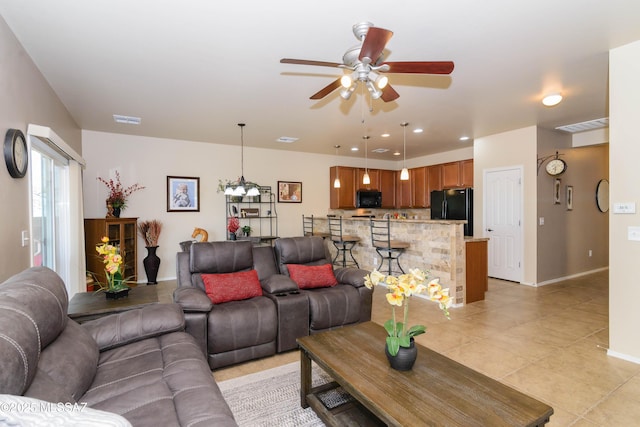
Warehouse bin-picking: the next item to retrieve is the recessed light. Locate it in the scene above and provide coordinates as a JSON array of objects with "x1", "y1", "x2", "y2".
[
  {"x1": 459, "y1": 136, "x2": 470, "y2": 141},
  {"x1": 113, "y1": 114, "x2": 141, "y2": 125},
  {"x1": 542, "y1": 93, "x2": 563, "y2": 107},
  {"x1": 381, "y1": 133, "x2": 390, "y2": 138},
  {"x1": 351, "y1": 147, "x2": 359, "y2": 151},
  {"x1": 393, "y1": 151, "x2": 401, "y2": 156},
  {"x1": 276, "y1": 136, "x2": 298, "y2": 143},
  {"x1": 413, "y1": 128, "x2": 423, "y2": 133}
]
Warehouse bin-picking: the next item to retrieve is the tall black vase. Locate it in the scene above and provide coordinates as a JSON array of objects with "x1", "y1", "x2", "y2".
[{"x1": 143, "y1": 246, "x2": 160, "y2": 285}]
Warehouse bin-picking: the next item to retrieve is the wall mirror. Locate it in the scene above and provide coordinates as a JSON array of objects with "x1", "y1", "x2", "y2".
[{"x1": 596, "y1": 179, "x2": 609, "y2": 212}]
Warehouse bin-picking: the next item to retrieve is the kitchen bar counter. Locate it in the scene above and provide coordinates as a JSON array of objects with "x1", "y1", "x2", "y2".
[{"x1": 314, "y1": 217, "x2": 469, "y2": 304}]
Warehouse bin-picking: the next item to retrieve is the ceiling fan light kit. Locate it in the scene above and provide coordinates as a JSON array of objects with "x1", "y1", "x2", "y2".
[{"x1": 281, "y1": 22, "x2": 454, "y2": 103}]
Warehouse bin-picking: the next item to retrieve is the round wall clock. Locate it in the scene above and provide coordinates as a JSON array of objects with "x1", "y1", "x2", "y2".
[
  {"x1": 4, "y1": 128, "x2": 28, "y2": 178},
  {"x1": 545, "y1": 158, "x2": 567, "y2": 176}
]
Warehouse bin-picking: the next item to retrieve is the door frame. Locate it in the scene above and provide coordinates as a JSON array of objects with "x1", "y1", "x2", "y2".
[{"x1": 483, "y1": 165, "x2": 524, "y2": 283}]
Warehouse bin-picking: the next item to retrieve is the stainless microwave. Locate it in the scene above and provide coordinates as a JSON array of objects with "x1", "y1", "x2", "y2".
[{"x1": 356, "y1": 190, "x2": 382, "y2": 208}]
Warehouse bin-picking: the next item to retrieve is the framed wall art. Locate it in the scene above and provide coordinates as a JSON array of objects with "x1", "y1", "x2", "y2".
[
  {"x1": 553, "y1": 178, "x2": 561, "y2": 205},
  {"x1": 277, "y1": 181, "x2": 302, "y2": 203},
  {"x1": 566, "y1": 185, "x2": 573, "y2": 210},
  {"x1": 167, "y1": 176, "x2": 200, "y2": 212}
]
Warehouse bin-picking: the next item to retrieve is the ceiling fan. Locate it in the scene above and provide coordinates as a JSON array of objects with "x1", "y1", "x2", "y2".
[{"x1": 280, "y1": 22, "x2": 454, "y2": 102}]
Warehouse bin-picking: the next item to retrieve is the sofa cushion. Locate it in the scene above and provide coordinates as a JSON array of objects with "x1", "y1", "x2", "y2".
[
  {"x1": 0, "y1": 267, "x2": 69, "y2": 395},
  {"x1": 202, "y1": 270, "x2": 263, "y2": 304},
  {"x1": 28, "y1": 320, "x2": 98, "y2": 401},
  {"x1": 81, "y1": 332, "x2": 236, "y2": 427},
  {"x1": 287, "y1": 263, "x2": 338, "y2": 289}
]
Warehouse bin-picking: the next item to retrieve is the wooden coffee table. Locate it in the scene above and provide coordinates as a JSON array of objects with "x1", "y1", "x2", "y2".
[
  {"x1": 298, "y1": 322, "x2": 553, "y2": 426},
  {"x1": 68, "y1": 285, "x2": 158, "y2": 323}
]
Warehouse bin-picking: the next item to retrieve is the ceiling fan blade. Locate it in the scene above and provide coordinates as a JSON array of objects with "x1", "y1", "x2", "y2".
[
  {"x1": 382, "y1": 61, "x2": 455, "y2": 74},
  {"x1": 280, "y1": 58, "x2": 343, "y2": 68},
  {"x1": 359, "y1": 27, "x2": 393, "y2": 65},
  {"x1": 381, "y1": 84, "x2": 399, "y2": 102},
  {"x1": 310, "y1": 78, "x2": 342, "y2": 100}
]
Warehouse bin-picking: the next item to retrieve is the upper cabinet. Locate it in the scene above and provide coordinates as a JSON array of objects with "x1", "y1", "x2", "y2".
[
  {"x1": 379, "y1": 169, "x2": 396, "y2": 208},
  {"x1": 442, "y1": 160, "x2": 474, "y2": 189},
  {"x1": 330, "y1": 166, "x2": 356, "y2": 209},
  {"x1": 329, "y1": 159, "x2": 472, "y2": 209}
]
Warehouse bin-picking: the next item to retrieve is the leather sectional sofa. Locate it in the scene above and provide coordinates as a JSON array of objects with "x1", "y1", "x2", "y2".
[
  {"x1": 175, "y1": 236, "x2": 373, "y2": 369},
  {"x1": 0, "y1": 267, "x2": 237, "y2": 427}
]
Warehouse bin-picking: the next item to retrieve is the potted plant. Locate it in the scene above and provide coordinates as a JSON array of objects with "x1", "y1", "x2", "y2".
[
  {"x1": 227, "y1": 217, "x2": 240, "y2": 240},
  {"x1": 241, "y1": 225, "x2": 252, "y2": 237},
  {"x1": 98, "y1": 171, "x2": 145, "y2": 218},
  {"x1": 94, "y1": 237, "x2": 130, "y2": 299},
  {"x1": 364, "y1": 268, "x2": 452, "y2": 370},
  {"x1": 138, "y1": 220, "x2": 163, "y2": 284}
]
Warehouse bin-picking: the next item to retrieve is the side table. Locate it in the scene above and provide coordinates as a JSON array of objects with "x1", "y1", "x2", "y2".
[{"x1": 68, "y1": 286, "x2": 159, "y2": 323}]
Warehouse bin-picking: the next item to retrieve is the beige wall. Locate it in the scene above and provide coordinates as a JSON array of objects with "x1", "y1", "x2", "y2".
[
  {"x1": 609, "y1": 40, "x2": 640, "y2": 362},
  {"x1": 0, "y1": 17, "x2": 80, "y2": 282},
  {"x1": 473, "y1": 126, "x2": 538, "y2": 285},
  {"x1": 537, "y1": 138, "x2": 609, "y2": 283}
]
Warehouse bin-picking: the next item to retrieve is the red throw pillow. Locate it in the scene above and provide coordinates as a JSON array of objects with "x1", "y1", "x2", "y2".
[
  {"x1": 202, "y1": 270, "x2": 262, "y2": 304},
  {"x1": 287, "y1": 264, "x2": 338, "y2": 289}
]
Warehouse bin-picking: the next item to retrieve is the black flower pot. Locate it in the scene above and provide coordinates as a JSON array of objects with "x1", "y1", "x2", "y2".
[
  {"x1": 385, "y1": 338, "x2": 418, "y2": 371},
  {"x1": 113, "y1": 207, "x2": 121, "y2": 218},
  {"x1": 143, "y1": 246, "x2": 161, "y2": 285},
  {"x1": 105, "y1": 288, "x2": 129, "y2": 300}
]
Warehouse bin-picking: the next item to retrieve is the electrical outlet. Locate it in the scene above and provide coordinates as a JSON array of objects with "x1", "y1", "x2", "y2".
[
  {"x1": 373, "y1": 257, "x2": 377, "y2": 266},
  {"x1": 539, "y1": 217, "x2": 545, "y2": 226},
  {"x1": 589, "y1": 250, "x2": 592, "y2": 257}
]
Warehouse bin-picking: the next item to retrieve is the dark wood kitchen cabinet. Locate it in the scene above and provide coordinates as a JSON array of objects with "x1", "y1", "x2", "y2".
[{"x1": 330, "y1": 166, "x2": 356, "y2": 209}]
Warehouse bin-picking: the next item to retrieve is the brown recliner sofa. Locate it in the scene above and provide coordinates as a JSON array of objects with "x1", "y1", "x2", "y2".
[
  {"x1": 0, "y1": 267, "x2": 237, "y2": 427},
  {"x1": 174, "y1": 236, "x2": 372, "y2": 369}
]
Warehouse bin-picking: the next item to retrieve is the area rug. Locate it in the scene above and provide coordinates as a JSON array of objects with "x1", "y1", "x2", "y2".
[{"x1": 218, "y1": 362, "x2": 352, "y2": 427}]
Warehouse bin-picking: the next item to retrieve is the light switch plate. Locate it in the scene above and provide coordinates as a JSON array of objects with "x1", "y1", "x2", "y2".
[
  {"x1": 614, "y1": 203, "x2": 636, "y2": 214},
  {"x1": 628, "y1": 226, "x2": 640, "y2": 241}
]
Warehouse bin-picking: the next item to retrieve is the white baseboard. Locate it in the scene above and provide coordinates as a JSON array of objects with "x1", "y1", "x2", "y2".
[
  {"x1": 607, "y1": 349, "x2": 640, "y2": 365},
  {"x1": 533, "y1": 267, "x2": 609, "y2": 287}
]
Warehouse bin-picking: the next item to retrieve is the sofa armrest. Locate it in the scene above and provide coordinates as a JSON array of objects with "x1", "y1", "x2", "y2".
[
  {"x1": 82, "y1": 303, "x2": 185, "y2": 351},
  {"x1": 334, "y1": 267, "x2": 369, "y2": 288},
  {"x1": 173, "y1": 286, "x2": 213, "y2": 312},
  {"x1": 261, "y1": 274, "x2": 299, "y2": 294}
]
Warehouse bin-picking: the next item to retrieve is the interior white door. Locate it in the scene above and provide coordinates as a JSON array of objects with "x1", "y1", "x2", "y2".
[{"x1": 484, "y1": 167, "x2": 523, "y2": 282}]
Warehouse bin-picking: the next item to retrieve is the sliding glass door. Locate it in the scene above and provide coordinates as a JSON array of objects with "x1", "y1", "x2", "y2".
[{"x1": 30, "y1": 144, "x2": 71, "y2": 288}]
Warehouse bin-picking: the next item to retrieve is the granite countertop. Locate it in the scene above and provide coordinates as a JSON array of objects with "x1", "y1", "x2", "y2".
[
  {"x1": 465, "y1": 236, "x2": 490, "y2": 242},
  {"x1": 339, "y1": 216, "x2": 467, "y2": 224}
]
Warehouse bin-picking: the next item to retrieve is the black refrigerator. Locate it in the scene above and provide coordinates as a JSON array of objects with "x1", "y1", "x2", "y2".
[{"x1": 430, "y1": 188, "x2": 473, "y2": 236}]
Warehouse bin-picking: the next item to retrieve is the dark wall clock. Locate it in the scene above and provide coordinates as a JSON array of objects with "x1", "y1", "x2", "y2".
[{"x1": 4, "y1": 128, "x2": 28, "y2": 178}]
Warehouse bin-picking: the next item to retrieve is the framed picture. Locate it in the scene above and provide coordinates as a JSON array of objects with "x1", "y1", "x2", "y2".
[
  {"x1": 278, "y1": 181, "x2": 302, "y2": 203},
  {"x1": 553, "y1": 178, "x2": 561, "y2": 205},
  {"x1": 567, "y1": 185, "x2": 573, "y2": 210},
  {"x1": 167, "y1": 176, "x2": 200, "y2": 212}
]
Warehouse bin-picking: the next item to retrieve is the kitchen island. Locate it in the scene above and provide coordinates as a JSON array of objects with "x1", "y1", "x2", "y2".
[{"x1": 313, "y1": 216, "x2": 484, "y2": 305}]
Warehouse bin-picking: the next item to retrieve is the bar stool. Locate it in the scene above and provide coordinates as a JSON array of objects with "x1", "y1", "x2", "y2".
[
  {"x1": 370, "y1": 217, "x2": 410, "y2": 275},
  {"x1": 327, "y1": 216, "x2": 360, "y2": 268},
  {"x1": 302, "y1": 214, "x2": 330, "y2": 238}
]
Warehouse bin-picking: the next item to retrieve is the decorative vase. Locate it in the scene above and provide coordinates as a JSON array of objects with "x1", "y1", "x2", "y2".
[
  {"x1": 143, "y1": 246, "x2": 161, "y2": 284},
  {"x1": 229, "y1": 232, "x2": 237, "y2": 240},
  {"x1": 105, "y1": 288, "x2": 129, "y2": 300},
  {"x1": 113, "y1": 207, "x2": 121, "y2": 218},
  {"x1": 385, "y1": 339, "x2": 418, "y2": 371}
]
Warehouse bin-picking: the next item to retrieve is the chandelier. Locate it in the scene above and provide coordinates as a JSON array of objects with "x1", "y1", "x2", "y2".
[{"x1": 223, "y1": 123, "x2": 260, "y2": 197}]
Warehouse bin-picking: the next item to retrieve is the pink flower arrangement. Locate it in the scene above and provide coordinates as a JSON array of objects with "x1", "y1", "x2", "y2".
[
  {"x1": 98, "y1": 171, "x2": 145, "y2": 210},
  {"x1": 227, "y1": 217, "x2": 240, "y2": 233}
]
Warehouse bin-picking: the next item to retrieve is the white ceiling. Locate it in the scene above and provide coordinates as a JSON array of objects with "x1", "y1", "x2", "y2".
[{"x1": 1, "y1": 1, "x2": 639, "y2": 161}]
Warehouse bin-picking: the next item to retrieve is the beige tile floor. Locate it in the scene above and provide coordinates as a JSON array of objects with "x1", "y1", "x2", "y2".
[{"x1": 158, "y1": 270, "x2": 640, "y2": 426}]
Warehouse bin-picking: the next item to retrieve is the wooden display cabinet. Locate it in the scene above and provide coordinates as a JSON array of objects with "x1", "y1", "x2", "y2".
[{"x1": 85, "y1": 218, "x2": 138, "y2": 289}]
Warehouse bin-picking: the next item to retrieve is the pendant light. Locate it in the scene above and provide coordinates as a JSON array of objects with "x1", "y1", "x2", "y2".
[
  {"x1": 224, "y1": 123, "x2": 260, "y2": 196},
  {"x1": 333, "y1": 145, "x2": 341, "y2": 188},
  {"x1": 362, "y1": 136, "x2": 370, "y2": 185},
  {"x1": 400, "y1": 122, "x2": 409, "y2": 181}
]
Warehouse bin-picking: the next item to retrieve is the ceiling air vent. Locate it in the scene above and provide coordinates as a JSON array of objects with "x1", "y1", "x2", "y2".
[
  {"x1": 276, "y1": 136, "x2": 298, "y2": 143},
  {"x1": 555, "y1": 117, "x2": 608, "y2": 133},
  {"x1": 113, "y1": 114, "x2": 141, "y2": 125},
  {"x1": 372, "y1": 148, "x2": 389, "y2": 153}
]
